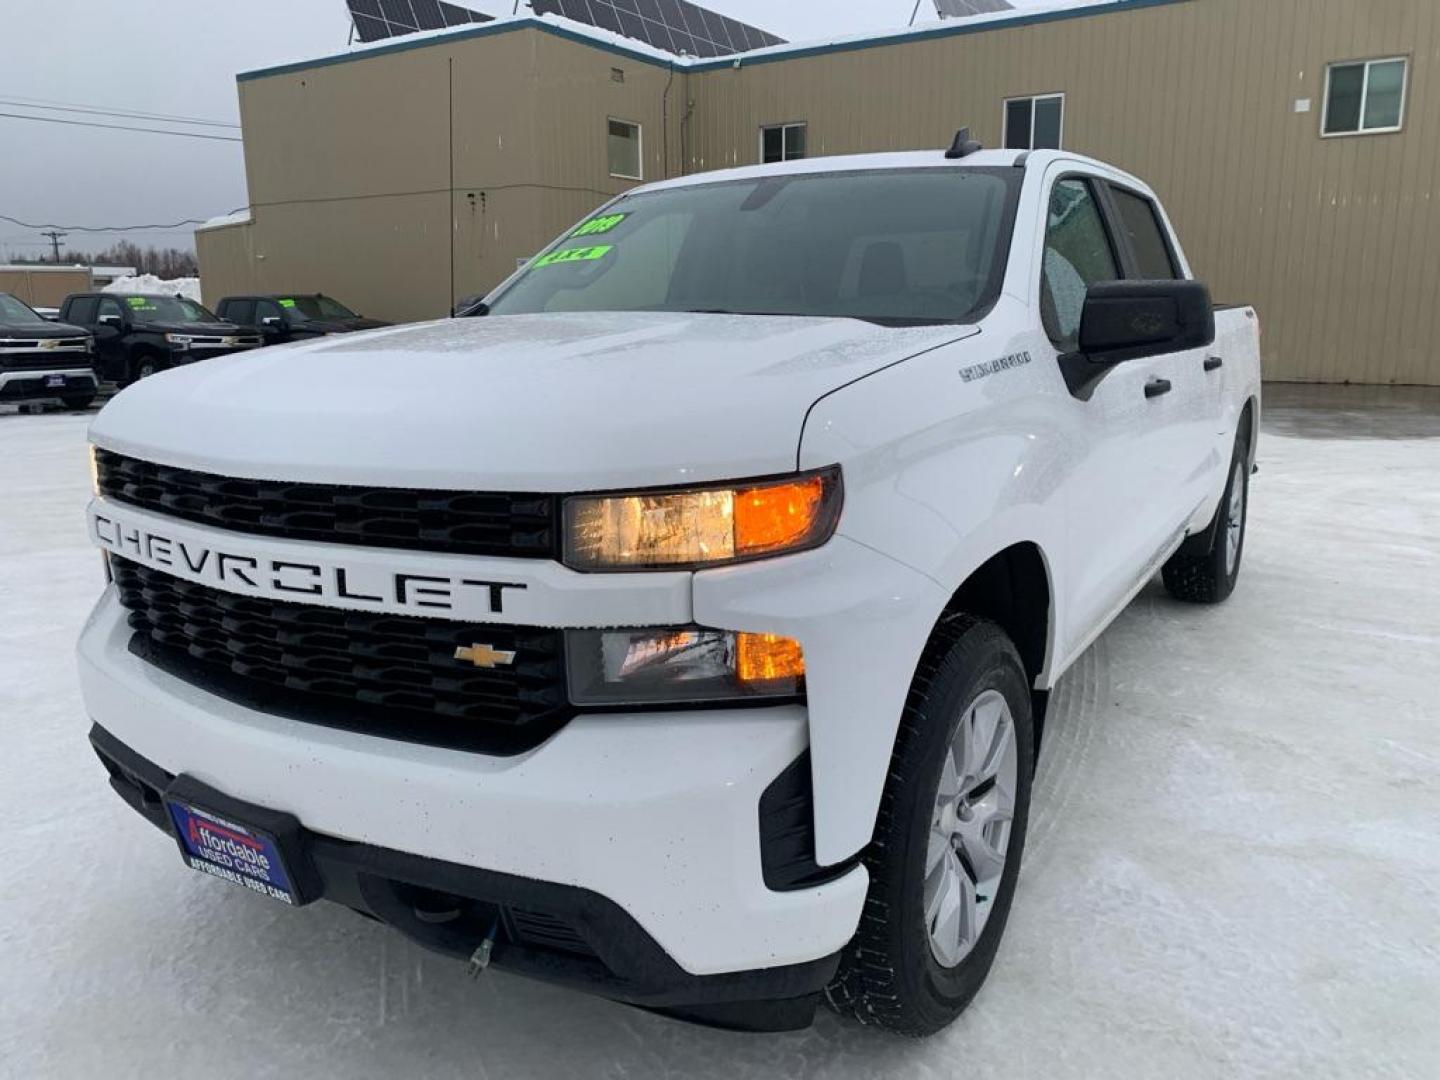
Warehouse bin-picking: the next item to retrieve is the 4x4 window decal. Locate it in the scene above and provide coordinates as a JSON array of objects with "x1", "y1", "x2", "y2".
[{"x1": 533, "y1": 245, "x2": 613, "y2": 269}]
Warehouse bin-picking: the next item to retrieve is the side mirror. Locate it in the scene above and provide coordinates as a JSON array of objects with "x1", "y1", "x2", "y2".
[
  {"x1": 1078, "y1": 279, "x2": 1215, "y2": 364},
  {"x1": 99, "y1": 314, "x2": 123, "y2": 328},
  {"x1": 261, "y1": 316, "x2": 283, "y2": 327}
]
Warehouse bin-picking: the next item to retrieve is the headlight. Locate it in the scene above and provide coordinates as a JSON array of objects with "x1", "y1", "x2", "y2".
[
  {"x1": 564, "y1": 466, "x2": 842, "y2": 571},
  {"x1": 87, "y1": 444, "x2": 99, "y2": 495},
  {"x1": 566, "y1": 627, "x2": 805, "y2": 706},
  {"x1": 164, "y1": 333, "x2": 193, "y2": 347}
]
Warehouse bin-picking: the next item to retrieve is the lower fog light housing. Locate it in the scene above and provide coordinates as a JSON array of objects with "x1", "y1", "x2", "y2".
[{"x1": 566, "y1": 627, "x2": 805, "y2": 707}]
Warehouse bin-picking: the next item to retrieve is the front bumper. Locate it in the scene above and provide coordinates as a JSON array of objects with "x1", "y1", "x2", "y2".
[
  {"x1": 89, "y1": 724, "x2": 841, "y2": 1030},
  {"x1": 177, "y1": 342, "x2": 263, "y2": 362},
  {"x1": 77, "y1": 589, "x2": 868, "y2": 994},
  {"x1": 0, "y1": 368, "x2": 97, "y2": 401}
]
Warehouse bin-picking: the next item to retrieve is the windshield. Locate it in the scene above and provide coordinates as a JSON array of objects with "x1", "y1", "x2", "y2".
[
  {"x1": 488, "y1": 168, "x2": 1020, "y2": 324},
  {"x1": 0, "y1": 294, "x2": 46, "y2": 325},
  {"x1": 279, "y1": 295, "x2": 357, "y2": 321},
  {"x1": 123, "y1": 295, "x2": 219, "y2": 324}
]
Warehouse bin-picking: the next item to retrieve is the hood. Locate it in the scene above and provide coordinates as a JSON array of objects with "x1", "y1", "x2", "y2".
[
  {"x1": 0, "y1": 319, "x2": 89, "y2": 339},
  {"x1": 142, "y1": 320, "x2": 249, "y2": 335},
  {"x1": 90, "y1": 311, "x2": 977, "y2": 491}
]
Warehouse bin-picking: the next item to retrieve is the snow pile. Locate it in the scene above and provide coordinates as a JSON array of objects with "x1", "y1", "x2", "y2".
[
  {"x1": 197, "y1": 210, "x2": 252, "y2": 231},
  {"x1": 102, "y1": 274, "x2": 202, "y2": 303}
]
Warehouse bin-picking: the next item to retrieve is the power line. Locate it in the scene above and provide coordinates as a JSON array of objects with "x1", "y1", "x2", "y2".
[
  {"x1": 0, "y1": 99, "x2": 240, "y2": 130},
  {"x1": 1, "y1": 210, "x2": 246, "y2": 234},
  {"x1": 0, "y1": 92, "x2": 240, "y2": 129},
  {"x1": 0, "y1": 111, "x2": 242, "y2": 143}
]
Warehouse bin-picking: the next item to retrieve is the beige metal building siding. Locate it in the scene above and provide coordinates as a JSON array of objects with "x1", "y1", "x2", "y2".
[
  {"x1": 0, "y1": 266, "x2": 93, "y2": 309},
  {"x1": 206, "y1": 0, "x2": 1440, "y2": 384}
]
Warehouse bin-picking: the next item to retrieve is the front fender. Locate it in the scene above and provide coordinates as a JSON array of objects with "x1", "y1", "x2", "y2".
[{"x1": 692, "y1": 537, "x2": 949, "y2": 867}]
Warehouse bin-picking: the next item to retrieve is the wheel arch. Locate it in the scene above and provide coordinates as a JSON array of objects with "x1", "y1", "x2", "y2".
[
  {"x1": 1239, "y1": 395, "x2": 1259, "y2": 467},
  {"x1": 922, "y1": 541, "x2": 1055, "y2": 757}
]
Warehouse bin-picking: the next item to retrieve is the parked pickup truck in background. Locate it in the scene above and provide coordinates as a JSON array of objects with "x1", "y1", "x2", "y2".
[
  {"x1": 214, "y1": 293, "x2": 390, "y2": 346},
  {"x1": 60, "y1": 292, "x2": 261, "y2": 387},
  {"x1": 0, "y1": 291, "x2": 97, "y2": 409},
  {"x1": 78, "y1": 143, "x2": 1260, "y2": 1036}
]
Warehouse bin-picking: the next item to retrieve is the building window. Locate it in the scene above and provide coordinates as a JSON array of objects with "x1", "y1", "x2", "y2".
[
  {"x1": 761, "y1": 122, "x2": 807, "y2": 163},
  {"x1": 608, "y1": 118, "x2": 642, "y2": 180},
  {"x1": 1323, "y1": 57, "x2": 1407, "y2": 136},
  {"x1": 1004, "y1": 93, "x2": 1064, "y2": 151}
]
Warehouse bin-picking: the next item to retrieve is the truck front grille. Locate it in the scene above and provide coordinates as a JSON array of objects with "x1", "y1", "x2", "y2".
[
  {"x1": 0, "y1": 339, "x2": 91, "y2": 371},
  {"x1": 112, "y1": 558, "x2": 571, "y2": 755},
  {"x1": 94, "y1": 449, "x2": 560, "y2": 561}
]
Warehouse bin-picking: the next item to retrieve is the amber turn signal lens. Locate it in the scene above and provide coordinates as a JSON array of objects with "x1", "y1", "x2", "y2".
[
  {"x1": 736, "y1": 632, "x2": 806, "y2": 685},
  {"x1": 735, "y1": 475, "x2": 826, "y2": 557},
  {"x1": 563, "y1": 466, "x2": 842, "y2": 571}
]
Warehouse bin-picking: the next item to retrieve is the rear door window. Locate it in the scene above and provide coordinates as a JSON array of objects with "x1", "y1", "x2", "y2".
[
  {"x1": 1041, "y1": 177, "x2": 1121, "y2": 349},
  {"x1": 1109, "y1": 187, "x2": 1180, "y2": 280}
]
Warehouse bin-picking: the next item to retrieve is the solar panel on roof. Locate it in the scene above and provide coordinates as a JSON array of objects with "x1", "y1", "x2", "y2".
[
  {"x1": 346, "y1": 0, "x2": 493, "y2": 43},
  {"x1": 524, "y1": 0, "x2": 784, "y2": 57},
  {"x1": 932, "y1": 0, "x2": 1015, "y2": 17},
  {"x1": 345, "y1": 0, "x2": 783, "y2": 55}
]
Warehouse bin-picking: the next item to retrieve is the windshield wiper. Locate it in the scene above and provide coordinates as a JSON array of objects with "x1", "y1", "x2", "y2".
[{"x1": 677, "y1": 308, "x2": 804, "y2": 317}]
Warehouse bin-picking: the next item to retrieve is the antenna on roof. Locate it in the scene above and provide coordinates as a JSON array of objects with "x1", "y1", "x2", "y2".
[{"x1": 944, "y1": 127, "x2": 983, "y2": 159}]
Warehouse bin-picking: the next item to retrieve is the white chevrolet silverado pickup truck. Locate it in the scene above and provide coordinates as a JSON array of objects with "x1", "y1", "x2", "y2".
[{"x1": 78, "y1": 141, "x2": 1260, "y2": 1035}]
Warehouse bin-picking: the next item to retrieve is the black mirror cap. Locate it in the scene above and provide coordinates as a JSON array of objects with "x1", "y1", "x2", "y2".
[{"x1": 1078, "y1": 279, "x2": 1215, "y2": 364}]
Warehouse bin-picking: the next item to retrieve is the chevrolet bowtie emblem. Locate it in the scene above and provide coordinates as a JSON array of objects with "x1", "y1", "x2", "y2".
[{"x1": 454, "y1": 643, "x2": 517, "y2": 668}]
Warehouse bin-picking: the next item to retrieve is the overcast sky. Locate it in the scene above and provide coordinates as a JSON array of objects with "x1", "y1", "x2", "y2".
[{"x1": 0, "y1": 0, "x2": 1089, "y2": 260}]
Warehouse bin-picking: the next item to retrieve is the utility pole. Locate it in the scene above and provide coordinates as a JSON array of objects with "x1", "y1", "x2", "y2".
[{"x1": 40, "y1": 230, "x2": 68, "y2": 263}]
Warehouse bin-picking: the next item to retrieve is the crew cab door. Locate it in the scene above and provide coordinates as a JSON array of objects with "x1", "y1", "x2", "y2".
[
  {"x1": 92, "y1": 296, "x2": 129, "y2": 379},
  {"x1": 1038, "y1": 174, "x2": 1173, "y2": 646},
  {"x1": 1102, "y1": 183, "x2": 1223, "y2": 521}
]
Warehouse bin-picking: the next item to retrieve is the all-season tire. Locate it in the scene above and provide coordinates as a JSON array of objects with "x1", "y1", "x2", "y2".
[
  {"x1": 825, "y1": 615, "x2": 1034, "y2": 1036},
  {"x1": 130, "y1": 355, "x2": 163, "y2": 383},
  {"x1": 1162, "y1": 426, "x2": 1250, "y2": 604},
  {"x1": 61, "y1": 394, "x2": 96, "y2": 411}
]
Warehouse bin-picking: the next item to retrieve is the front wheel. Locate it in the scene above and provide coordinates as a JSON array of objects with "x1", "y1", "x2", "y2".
[
  {"x1": 130, "y1": 355, "x2": 164, "y2": 383},
  {"x1": 826, "y1": 616, "x2": 1033, "y2": 1035}
]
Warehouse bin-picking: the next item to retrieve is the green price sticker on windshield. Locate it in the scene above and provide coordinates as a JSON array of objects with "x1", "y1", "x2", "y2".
[
  {"x1": 125, "y1": 297, "x2": 148, "y2": 308},
  {"x1": 571, "y1": 213, "x2": 627, "y2": 238},
  {"x1": 533, "y1": 244, "x2": 613, "y2": 269},
  {"x1": 279, "y1": 298, "x2": 297, "y2": 308}
]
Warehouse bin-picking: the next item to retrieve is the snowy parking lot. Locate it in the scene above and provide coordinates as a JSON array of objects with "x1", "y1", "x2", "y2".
[{"x1": 1, "y1": 388, "x2": 1436, "y2": 1078}]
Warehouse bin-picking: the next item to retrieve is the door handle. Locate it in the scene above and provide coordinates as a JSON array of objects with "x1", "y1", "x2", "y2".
[
  {"x1": 1144, "y1": 378, "x2": 1172, "y2": 399},
  {"x1": 1204, "y1": 356, "x2": 1223, "y2": 372}
]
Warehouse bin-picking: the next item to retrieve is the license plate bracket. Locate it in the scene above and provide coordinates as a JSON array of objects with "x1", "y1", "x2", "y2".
[{"x1": 163, "y1": 775, "x2": 320, "y2": 906}]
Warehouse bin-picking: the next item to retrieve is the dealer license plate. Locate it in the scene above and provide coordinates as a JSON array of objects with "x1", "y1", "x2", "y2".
[
  {"x1": 45, "y1": 374, "x2": 66, "y2": 388},
  {"x1": 166, "y1": 798, "x2": 300, "y2": 905}
]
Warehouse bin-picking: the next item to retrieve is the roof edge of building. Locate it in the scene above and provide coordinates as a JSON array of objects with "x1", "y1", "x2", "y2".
[
  {"x1": 238, "y1": 0, "x2": 1193, "y2": 85},
  {"x1": 237, "y1": 16, "x2": 677, "y2": 84}
]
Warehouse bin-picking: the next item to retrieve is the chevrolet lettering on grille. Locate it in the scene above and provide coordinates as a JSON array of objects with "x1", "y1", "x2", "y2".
[{"x1": 90, "y1": 508, "x2": 529, "y2": 616}]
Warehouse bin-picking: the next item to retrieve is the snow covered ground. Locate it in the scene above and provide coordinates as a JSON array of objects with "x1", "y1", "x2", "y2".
[{"x1": 1, "y1": 389, "x2": 1436, "y2": 1078}]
